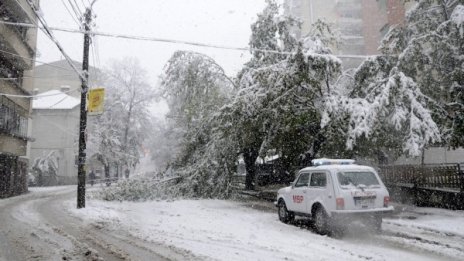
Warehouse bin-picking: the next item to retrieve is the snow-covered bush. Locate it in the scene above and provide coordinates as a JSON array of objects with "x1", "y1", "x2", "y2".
[
  {"x1": 94, "y1": 177, "x2": 181, "y2": 201},
  {"x1": 31, "y1": 151, "x2": 59, "y2": 186}
]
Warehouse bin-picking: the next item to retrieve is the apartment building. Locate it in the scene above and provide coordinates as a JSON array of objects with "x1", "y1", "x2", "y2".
[
  {"x1": 285, "y1": 0, "x2": 408, "y2": 67},
  {"x1": 0, "y1": 0, "x2": 39, "y2": 198}
]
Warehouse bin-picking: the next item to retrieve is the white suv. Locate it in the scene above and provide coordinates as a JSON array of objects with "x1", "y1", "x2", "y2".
[{"x1": 276, "y1": 159, "x2": 393, "y2": 235}]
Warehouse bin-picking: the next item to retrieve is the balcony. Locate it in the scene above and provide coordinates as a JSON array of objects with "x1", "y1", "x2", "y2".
[
  {"x1": 0, "y1": 0, "x2": 37, "y2": 68},
  {"x1": 0, "y1": 96, "x2": 28, "y2": 140}
]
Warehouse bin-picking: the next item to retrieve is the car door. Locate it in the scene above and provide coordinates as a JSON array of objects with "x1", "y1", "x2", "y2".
[
  {"x1": 306, "y1": 171, "x2": 331, "y2": 213},
  {"x1": 288, "y1": 172, "x2": 310, "y2": 213}
]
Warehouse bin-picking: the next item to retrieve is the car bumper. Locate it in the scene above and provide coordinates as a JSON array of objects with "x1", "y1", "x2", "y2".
[{"x1": 330, "y1": 206, "x2": 394, "y2": 219}]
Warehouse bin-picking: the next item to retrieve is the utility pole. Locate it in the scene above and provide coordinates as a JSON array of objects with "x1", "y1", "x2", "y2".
[{"x1": 77, "y1": 7, "x2": 92, "y2": 209}]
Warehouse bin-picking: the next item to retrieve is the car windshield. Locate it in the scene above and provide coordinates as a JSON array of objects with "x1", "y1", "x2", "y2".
[{"x1": 338, "y1": 171, "x2": 380, "y2": 187}]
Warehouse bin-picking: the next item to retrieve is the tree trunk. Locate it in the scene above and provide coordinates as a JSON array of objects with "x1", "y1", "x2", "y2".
[
  {"x1": 243, "y1": 147, "x2": 259, "y2": 190},
  {"x1": 104, "y1": 163, "x2": 111, "y2": 186}
]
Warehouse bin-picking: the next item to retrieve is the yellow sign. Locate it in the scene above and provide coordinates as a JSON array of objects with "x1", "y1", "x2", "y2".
[{"x1": 88, "y1": 88, "x2": 105, "y2": 115}]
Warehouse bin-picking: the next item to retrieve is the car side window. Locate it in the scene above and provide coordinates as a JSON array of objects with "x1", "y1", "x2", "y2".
[
  {"x1": 310, "y1": 172, "x2": 326, "y2": 187},
  {"x1": 294, "y1": 173, "x2": 309, "y2": 187}
]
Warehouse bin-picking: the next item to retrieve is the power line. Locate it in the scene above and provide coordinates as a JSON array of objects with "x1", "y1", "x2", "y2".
[
  {"x1": 1, "y1": 12, "x2": 370, "y2": 60},
  {"x1": 72, "y1": 0, "x2": 84, "y2": 15},
  {"x1": 60, "y1": 0, "x2": 82, "y2": 28},
  {"x1": 93, "y1": 36, "x2": 101, "y2": 67},
  {"x1": 13, "y1": 0, "x2": 38, "y2": 26},
  {"x1": 80, "y1": 0, "x2": 89, "y2": 8},
  {"x1": 67, "y1": 0, "x2": 83, "y2": 22},
  {"x1": 0, "y1": 49, "x2": 77, "y2": 72},
  {"x1": 0, "y1": 20, "x2": 289, "y2": 55},
  {"x1": 0, "y1": 87, "x2": 79, "y2": 99},
  {"x1": 23, "y1": 0, "x2": 87, "y2": 83},
  {"x1": 0, "y1": 74, "x2": 84, "y2": 80}
]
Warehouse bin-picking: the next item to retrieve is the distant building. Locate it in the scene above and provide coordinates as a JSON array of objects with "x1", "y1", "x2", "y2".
[
  {"x1": 394, "y1": 147, "x2": 464, "y2": 166},
  {"x1": 0, "y1": 0, "x2": 39, "y2": 198},
  {"x1": 33, "y1": 59, "x2": 102, "y2": 99},
  {"x1": 31, "y1": 90, "x2": 80, "y2": 185},
  {"x1": 284, "y1": 0, "x2": 410, "y2": 68},
  {"x1": 30, "y1": 60, "x2": 102, "y2": 185}
]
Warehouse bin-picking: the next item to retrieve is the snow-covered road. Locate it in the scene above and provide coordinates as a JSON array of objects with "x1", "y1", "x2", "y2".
[
  {"x1": 0, "y1": 186, "x2": 191, "y2": 260},
  {"x1": 1, "y1": 186, "x2": 463, "y2": 261}
]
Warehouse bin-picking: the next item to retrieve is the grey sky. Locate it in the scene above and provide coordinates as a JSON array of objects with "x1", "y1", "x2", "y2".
[
  {"x1": 37, "y1": 0, "x2": 266, "y2": 116},
  {"x1": 37, "y1": 0, "x2": 266, "y2": 79}
]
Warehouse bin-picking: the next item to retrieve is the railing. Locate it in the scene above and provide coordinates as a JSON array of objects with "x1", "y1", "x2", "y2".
[
  {"x1": 379, "y1": 164, "x2": 464, "y2": 192},
  {"x1": 0, "y1": 96, "x2": 28, "y2": 139},
  {"x1": 0, "y1": 61, "x2": 23, "y2": 88}
]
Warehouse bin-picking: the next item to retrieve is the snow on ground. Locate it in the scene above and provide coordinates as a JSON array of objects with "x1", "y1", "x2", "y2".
[
  {"x1": 0, "y1": 186, "x2": 72, "y2": 208},
  {"x1": 385, "y1": 206, "x2": 464, "y2": 237},
  {"x1": 64, "y1": 196, "x2": 463, "y2": 261},
  {"x1": 379, "y1": 205, "x2": 464, "y2": 260}
]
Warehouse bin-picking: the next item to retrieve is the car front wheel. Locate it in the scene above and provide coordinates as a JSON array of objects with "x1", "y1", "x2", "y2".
[{"x1": 278, "y1": 200, "x2": 294, "y2": 223}]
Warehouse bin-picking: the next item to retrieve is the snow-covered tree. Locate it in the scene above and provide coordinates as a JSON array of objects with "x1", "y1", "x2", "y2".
[
  {"x1": 158, "y1": 50, "x2": 233, "y2": 165},
  {"x1": 322, "y1": 0, "x2": 464, "y2": 158},
  {"x1": 224, "y1": 0, "x2": 342, "y2": 189},
  {"x1": 154, "y1": 51, "x2": 236, "y2": 197},
  {"x1": 88, "y1": 57, "x2": 154, "y2": 178}
]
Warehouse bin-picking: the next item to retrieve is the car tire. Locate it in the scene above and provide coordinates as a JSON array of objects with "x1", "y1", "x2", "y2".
[
  {"x1": 314, "y1": 207, "x2": 330, "y2": 235},
  {"x1": 278, "y1": 200, "x2": 294, "y2": 223}
]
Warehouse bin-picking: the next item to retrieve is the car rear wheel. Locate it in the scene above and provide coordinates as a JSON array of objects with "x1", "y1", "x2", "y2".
[
  {"x1": 278, "y1": 200, "x2": 294, "y2": 223},
  {"x1": 314, "y1": 207, "x2": 329, "y2": 235}
]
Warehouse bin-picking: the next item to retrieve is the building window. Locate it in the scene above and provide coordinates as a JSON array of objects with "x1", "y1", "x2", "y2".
[{"x1": 0, "y1": 96, "x2": 28, "y2": 139}]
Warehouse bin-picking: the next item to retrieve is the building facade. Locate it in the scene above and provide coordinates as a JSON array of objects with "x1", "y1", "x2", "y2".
[
  {"x1": 31, "y1": 90, "x2": 80, "y2": 185},
  {"x1": 284, "y1": 0, "x2": 409, "y2": 68},
  {"x1": 30, "y1": 60, "x2": 101, "y2": 185},
  {"x1": 0, "y1": 0, "x2": 39, "y2": 198},
  {"x1": 33, "y1": 60, "x2": 102, "y2": 99}
]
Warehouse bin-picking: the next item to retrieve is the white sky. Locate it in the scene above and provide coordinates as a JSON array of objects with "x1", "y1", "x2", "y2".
[{"x1": 36, "y1": 0, "x2": 267, "y2": 117}]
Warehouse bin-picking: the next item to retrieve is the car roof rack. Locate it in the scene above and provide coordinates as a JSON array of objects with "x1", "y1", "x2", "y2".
[{"x1": 311, "y1": 158, "x2": 355, "y2": 166}]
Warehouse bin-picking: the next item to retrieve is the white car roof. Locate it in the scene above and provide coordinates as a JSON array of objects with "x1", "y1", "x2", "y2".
[{"x1": 299, "y1": 164, "x2": 376, "y2": 173}]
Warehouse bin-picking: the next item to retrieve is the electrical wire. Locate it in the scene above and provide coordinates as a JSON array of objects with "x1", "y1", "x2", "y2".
[
  {"x1": 72, "y1": 0, "x2": 84, "y2": 15},
  {"x1": 1, "y1": 87, "x2": 79, "y2": 99},
  {"x1": 66, "y1": 0, "x2": 83, "y2": 22},
  {"x1": 60, "y1": 0, "x2": 82, "y2": 28},
  {"x1": 24, "y1": 0, "x2": 87, "y2": 83},
  {"x1": 0, "y1": 20, "x2": 293, "y2": 55},
  {"x1": 0, "y1": 49, "x2": 78, "y2": 72},
  {"x1": 90, "y1": 41, "x2": 98, "y2": 78},
  {"x1": 13, "y1": 0, "x2": 38, "y2": 26},
  {"x1": 2, "y1": 3, "x2": 371, "y2": 59},
  {"x1": 93, "y1": 36, "x2": 101, "y2": 67},
  {"x1": 80, "y1": 0, "x2": 89, "y2": 8},
  {"x1": 12, "y1": 0, "x2": 84, "y2": 80}
]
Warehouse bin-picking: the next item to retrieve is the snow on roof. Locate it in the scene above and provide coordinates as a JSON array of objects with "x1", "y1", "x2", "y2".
[
  {"x1": 300, "y1": 163, "x2": 375, "y2": 172},
  {"x1": 32, "y1": 90, "x2": 80, "y2": 110}
]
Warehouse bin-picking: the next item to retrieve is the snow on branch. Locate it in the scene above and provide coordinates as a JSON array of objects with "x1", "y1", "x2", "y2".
[{"x1": 323, "y1": 68, "x2": 441, "y2": 156}]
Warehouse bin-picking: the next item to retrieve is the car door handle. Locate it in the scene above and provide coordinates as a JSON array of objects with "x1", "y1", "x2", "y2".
[
  {"x1": 303, "y1": 191, "x2": 307, "y2": 194},
  {"x1": 328, "y1": 195, "x2": 332, "y2": 198}
]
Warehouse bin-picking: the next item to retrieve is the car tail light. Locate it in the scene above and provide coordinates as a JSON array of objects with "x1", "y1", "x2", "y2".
[
  {"x1": 336, "y1": 197, "x2": 345, "y2": 210},
  {"x1": 384, "y1": 196, "x2": 390, "y2": 207}
]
